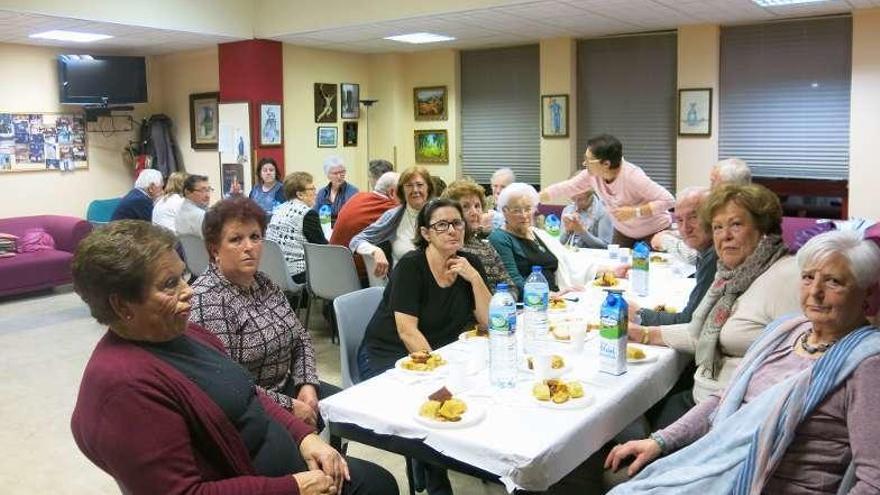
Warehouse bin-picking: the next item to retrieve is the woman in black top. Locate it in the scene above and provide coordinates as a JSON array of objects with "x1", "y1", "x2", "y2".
[{"x1": 358, "y1": 198, "x2": 492, "y2": 377}]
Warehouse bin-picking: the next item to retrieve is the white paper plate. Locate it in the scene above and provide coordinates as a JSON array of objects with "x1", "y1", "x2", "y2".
[
  {"x1": 533, "y1": 392, "x2": 593, "y2": 410},
  {"x1": 626, "y1": 345, "x2": 658, "y2": 364},
  {"x1": 413, "y1": 403, "x2": 486, "y2": 429},
  {"x1": 395, "y1": 354, "x2": 448, "y2": 375}
]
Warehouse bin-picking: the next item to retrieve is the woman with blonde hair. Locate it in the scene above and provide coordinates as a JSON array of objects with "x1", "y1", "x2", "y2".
[{"x1": 151, "y1": 171, "x2": 187, "y2": 232}]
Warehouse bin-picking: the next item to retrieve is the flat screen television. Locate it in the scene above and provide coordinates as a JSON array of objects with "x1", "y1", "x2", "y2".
[{"x1": 58, "y1": 55, "x2": 148, "y2": 105}]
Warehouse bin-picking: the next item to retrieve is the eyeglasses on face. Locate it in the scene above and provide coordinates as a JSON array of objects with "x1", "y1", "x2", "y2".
[
  {"x1": 503, "y1": 205, "x2": 535, "y2": 216},
  {"x1": 195, "y1": 187, "x2": 214, "y2": 193},
  {"x1": 428, "y1": 219, "x2": 466, "y2": 233},
  {"x1": 404, "y1": 182, "x2": 428, "y2": 191}
]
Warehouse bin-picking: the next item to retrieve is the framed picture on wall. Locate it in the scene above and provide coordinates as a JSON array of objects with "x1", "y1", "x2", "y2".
[
  {"x1": 343, "y1": 121, "x2": 358, "y2": 147},
  {"x1": 317, "y1": 126, "x2": 338, "y2": 148},
  {"x1": 414, "y1": 129, "x2": 448, "y2": 163},
  {"x1": 314, "y1": 83, "x2": 337, "y2": 123},
  {"x1": 259, "y1": 103, "x2": 283, "y2": 147},
  {"x1": 221, "y1": 162, "x2": 244, "y2": 198},
  {"x1": 541, "y1": 94, "x2": 568, "y2": 138},
  {"x1": 189, "y1": 92, "x2": 219, "y2": 150},
  {"x1": 340, "y1": 83, "x2": 360, "y2": 119},
  {"x1": 218, "y1": 101, "x2": 253, "y2": 193},
  {"x1": 413, "y1": 86, "x2": 447, "y2": 121},
  {"x1": 678, "y1": 88, "x2": 712, "y2": 136}
]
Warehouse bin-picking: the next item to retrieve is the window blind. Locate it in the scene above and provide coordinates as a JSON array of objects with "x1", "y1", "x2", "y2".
[
  {"x1": 577, "y1": 32, "x2": 677, "y2": 192},
  {"x1": 461, "y1": 45, "x2": 540, "y2": 185},
  {"x1": 719, "y1": 17, "x2": 852, "y2": 180}
]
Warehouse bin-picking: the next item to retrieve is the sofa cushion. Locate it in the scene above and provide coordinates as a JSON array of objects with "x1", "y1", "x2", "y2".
[{"x1": 0, "y1": 249, "x2": 73, "y2": 295}]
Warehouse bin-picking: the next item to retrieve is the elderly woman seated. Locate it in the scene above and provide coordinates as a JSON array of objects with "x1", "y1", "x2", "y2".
[
  {"x1": 267, "y1": 171, "x2": 327, "y2": 284},
  {"x1": 442, "y1": 178, "x2": 518, "y2": 299},
  {"x1": 489, "y1": 183, "x2": 620, "y2": 299},
  {"x1": 313, "y1": 155, "x2": 358, "y2": 224},
  {"x1": 630, "y1": 184, "x2": 801, "y2": 426},
  {"x1": 69, "y1": 220, "x2": 396, "y2": 495},
  {"x1": 607, "y1": 229, "x2": 880, "y2": 494},
  {"x1": 189, "y1": 197, "x2": 337, "y2": 429},
  {"x1": 350, "y1": 166, "x2": 436, "y2": 278}
]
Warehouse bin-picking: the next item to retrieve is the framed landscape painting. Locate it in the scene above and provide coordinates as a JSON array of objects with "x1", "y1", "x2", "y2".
[
  {"x1": 414, "y1": 130, "x2": 448, "y2": 163},
  {"x1": 317, "y1": 126, "x2": 338, "y2": 148},
  {"x1": 413, "y1": 86, "x2": 447, "y2": 121}
]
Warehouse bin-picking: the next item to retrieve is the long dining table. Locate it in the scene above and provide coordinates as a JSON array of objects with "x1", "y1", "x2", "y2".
[{"x1": 320, "y1": 248, "x2": 697, "y2": 493}]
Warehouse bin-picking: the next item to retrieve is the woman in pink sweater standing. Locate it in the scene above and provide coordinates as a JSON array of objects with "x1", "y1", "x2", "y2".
[{"x1": 540, "y1": 134, "x2": 674, "y2": 248}]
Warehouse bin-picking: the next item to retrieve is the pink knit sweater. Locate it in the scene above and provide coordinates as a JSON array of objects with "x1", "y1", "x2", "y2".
[{"x1": 544, "y1": 160, "x2": 674, "y2": 239}]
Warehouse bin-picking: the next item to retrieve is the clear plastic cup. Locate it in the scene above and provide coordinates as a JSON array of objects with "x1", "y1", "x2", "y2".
[{"x1": 608, "y1": 243, "x2": 620, "y2": 260}]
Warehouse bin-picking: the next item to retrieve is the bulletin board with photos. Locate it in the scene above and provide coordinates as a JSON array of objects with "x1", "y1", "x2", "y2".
[{"x1": 0, "y1": 112, "x2": 88, "y2": 173}]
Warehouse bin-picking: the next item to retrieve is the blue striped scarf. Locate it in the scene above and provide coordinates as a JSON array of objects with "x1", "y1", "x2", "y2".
[{"x1": 610, "y1": 315, "x2": 880, "y2": 495}]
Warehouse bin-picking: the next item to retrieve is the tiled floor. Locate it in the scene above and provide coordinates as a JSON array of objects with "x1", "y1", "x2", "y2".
[{"x1": 0, "y1": 287, "x2": 498, "y2": 494}]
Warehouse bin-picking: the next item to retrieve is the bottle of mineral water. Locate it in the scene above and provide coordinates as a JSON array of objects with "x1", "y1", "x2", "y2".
[
  {"x1": 488, "y1": 283, "x2": 517, "y2": 388},
  {"x1": 631, "y1": 241, "x2": 650, "y2": 297},
  {"x1": 318, "y1": 204, "x2": 332, "y2": 237},
  {"x1": 522, "y1": 266, "x2": 550, "y2": 356}
]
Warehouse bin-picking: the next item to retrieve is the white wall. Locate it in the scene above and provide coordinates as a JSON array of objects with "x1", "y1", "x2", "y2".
[{"x1": 848, "y1": 8, "x2": 880, "y2": 220}]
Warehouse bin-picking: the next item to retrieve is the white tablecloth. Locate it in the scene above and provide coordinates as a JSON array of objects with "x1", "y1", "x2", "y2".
[{"x1": 320, "y1": 249, "x2": 696, "y2": 492}]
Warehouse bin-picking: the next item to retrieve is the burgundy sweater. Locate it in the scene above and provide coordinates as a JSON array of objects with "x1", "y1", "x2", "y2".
[{"x1": 71, "y1": 323, "x2": 314, "y2": 495}]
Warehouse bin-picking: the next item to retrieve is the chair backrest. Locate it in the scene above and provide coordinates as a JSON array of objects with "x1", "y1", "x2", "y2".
[
  {"x1": 360, "y1": 253, "x2": 388, "y2": 287},
  {"x1": 259, "y1": 239, "x2": 304, "y2": 294},
  {"x1": 86, "y1": 198, "x2": 121, "y2": 225},
  {"x1": 333, "y1": 286, "x2": 384, "y2": 388},
  {"x1": 178, "y1": 234, "x2": 210, "y2": 276},
  {"x1": 303, "y1": 242, "x2": 362, "y2": 300}
]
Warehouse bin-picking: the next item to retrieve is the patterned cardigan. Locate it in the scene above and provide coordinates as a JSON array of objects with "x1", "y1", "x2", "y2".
[
  {"x1": 189, "y1": 264, "x2": 319, "y2": 409},
  {"x1": 462, "y1": 235, "x2": 519, "y2": 300}
]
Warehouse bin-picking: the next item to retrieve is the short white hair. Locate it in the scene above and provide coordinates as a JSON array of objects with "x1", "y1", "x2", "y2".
[
  {"x1": 322, "y1": 155, "x2": 345, "y2": 176},
  {"x1": 714, "y1": 158, "x2": 751, "y2": 186},
  {"x1": 134, "y1": 169, "x2": 163, "y2": 190},
  {"x1": 497, "y1": 182, "x2": 539, "y2": 211},
  {"x1": 676, "y1": 186, "x2": 709, "y2": 206},
  {"x1": 373, "y1": 171, "x2": 399, "y2": 194},
  {"x1": 491, "y1": 168, "x2": 516, "y2": 185},
  {"x1": 797, "y1": 229, "x2": 880, "y2": 290}
]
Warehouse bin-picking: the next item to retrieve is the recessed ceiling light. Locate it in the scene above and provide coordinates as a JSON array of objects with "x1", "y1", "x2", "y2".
[
  {"x1": 752, "y1": 0, "x2": 827, "y2": 6},
  {"x1": 30, "y1": 30, "x2": 113, "y2": 43},
  {"x1": 383, "y1": 32, "x2": 455, "y2": 44}
]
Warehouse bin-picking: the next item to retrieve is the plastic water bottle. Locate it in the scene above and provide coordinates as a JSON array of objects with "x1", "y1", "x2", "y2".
[
  {"x1": 488, "y1": 283, "x2": 517, "y2": 388},
  {"x1": 522, "y1": 266, "x2": 550, "y2": 356},
  {"x1": 631, "y1": 241, "x2": 650, "y2": 297},
  {"x1": 544, "y1": 214, "x2": 561, "y2": 237},
  {"x1": 318, "y1": 205, "x2": 332, "y2": 225},
  {"x1": 599, "y1": 290, "x2": 628, "y2": 375}
]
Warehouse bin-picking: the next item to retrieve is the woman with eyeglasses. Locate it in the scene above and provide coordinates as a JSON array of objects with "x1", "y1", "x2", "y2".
[
  {"x1": 266, "y1": 172, "x2": 327, "y2": 284},
  {"x1": 313, "y1": 155, "x2": 358, "y2": 225},
  {"x1": 357, "y1": 198, "x2": 490, "y2": 495},
  {"x1": 350, "y1": 166, "x2": 436, "y2": 279}
]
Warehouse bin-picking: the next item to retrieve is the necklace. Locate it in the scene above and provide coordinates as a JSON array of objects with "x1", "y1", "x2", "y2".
[{"x1": 799, "y1": 328, "x2": 838, "y2": 354}]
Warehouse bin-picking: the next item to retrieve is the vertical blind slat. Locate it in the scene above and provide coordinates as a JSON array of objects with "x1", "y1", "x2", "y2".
[
  {"x1": 577, "y1": 33, "x2": 678, "y2": 192},
  {"x1": 719, "y1": 17, "x2": 852, "y2": 180},
  {"x1": 461, "y1": 45, "x2": 541, "y2": 184}
]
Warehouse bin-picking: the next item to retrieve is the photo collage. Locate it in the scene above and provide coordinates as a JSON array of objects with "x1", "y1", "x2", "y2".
[{"x1": 0, "y1": 113, "x2": 87, "y2": 172}]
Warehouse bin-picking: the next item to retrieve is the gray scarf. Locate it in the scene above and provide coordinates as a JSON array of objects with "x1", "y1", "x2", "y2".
[{"x1": 692, "y1": 234, "x2": 788, "y2": 379}]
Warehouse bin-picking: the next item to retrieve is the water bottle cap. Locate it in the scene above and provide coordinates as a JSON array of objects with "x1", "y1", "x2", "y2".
[
  {"x1": 495, "y1": 283, "x2": 509, "y2": 291},
  {"x1": 531, "y1": 266, "x2": 542, "y2": 272}
]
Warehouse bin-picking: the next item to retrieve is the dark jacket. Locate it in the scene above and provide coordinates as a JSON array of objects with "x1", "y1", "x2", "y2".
[
  {"x1": 638, "y1": 246, "x2": 718, "y2": 326},
  {"x1": 111, "y1": 188, "x2": 153, "y2": 222}
]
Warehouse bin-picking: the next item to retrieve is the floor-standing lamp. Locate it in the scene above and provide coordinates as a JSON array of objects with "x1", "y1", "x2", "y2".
[{"x1": 359, "y1": 99, "x2": 378, "y2": 162}]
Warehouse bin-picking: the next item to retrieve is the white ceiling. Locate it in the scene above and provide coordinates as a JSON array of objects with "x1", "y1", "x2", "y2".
[
  {"x1": 0, "y1": 0, "x2": 877, "y2": 55},
  {"x1": 0, "y1": 10, "x2": 243, "y2": 55},
  {"x1": 273, "y1": 0, "x2": 877, "y2": 53}
]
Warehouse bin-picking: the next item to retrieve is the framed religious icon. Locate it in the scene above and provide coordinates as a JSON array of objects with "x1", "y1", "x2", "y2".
[
  {"x1": 259, "y1": 102, "x2": 282, "y2": 147},
  {"x1": 541, "y1": 94, "x2": 568, "y2": 138}
]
